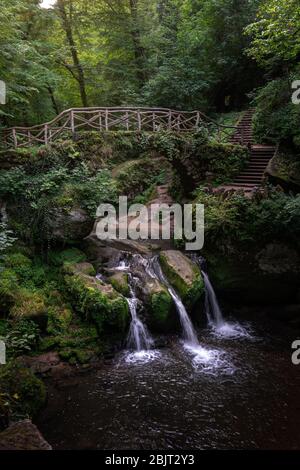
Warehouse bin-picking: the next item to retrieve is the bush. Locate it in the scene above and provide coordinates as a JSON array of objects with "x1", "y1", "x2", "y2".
[
  {"x1": 5, "y1": 319, "x2": 40, "y2": 356},
  {"x1": 252, "y1": 70, "x2": 300, "y2": 148}
]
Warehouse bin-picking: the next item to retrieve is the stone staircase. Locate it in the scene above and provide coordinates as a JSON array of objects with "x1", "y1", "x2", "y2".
[{"x1": 230, "y1": 110, "x2": 275, "y2": 189}]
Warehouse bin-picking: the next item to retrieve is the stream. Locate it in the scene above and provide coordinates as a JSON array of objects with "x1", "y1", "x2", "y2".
[{"x1": 36, "y1": 310, "x2": 300, "y2": 450}]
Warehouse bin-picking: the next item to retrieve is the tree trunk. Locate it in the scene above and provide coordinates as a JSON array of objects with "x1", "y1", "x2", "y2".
[
  {"x1": 47, "y1": 85, "x2": 60, "y2": 115},
  {"x1": 57, "y1": 0, "x2": 89, "y2": 107},
  {"x1": 129, "y1": 0, "x2": 147, "y2": 86}
]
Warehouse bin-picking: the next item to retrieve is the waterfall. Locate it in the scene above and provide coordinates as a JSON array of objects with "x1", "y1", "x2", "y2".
[
  {"x1": 126, "y1": 280, "x2": 154, "y2": 352},
  {"x1": 202, "y1": 271, "x2": 224, "y2": 327},
  {"x1": 192, "y1": 256, "x2": 252, "y2": 339},
  {"x1": 147, "y1": 257, "x2": 199, "y2": 346}
]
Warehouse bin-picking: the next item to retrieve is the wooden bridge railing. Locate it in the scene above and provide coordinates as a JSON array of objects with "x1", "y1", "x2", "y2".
[{"x1": 0, "y1": 107, "x2": 238, "y2": 148}]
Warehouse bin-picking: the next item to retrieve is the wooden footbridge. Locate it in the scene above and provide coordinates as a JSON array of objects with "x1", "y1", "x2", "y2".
[{"x1": 1, "y1": 106, "x2": 241, "y2": 148}]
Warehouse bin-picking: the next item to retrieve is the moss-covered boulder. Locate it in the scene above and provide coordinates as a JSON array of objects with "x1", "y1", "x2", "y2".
[
  {"x1": 108, "y1": 272, "x2": 130, "y2": 297},
  {"x1": 0, "y1": 361, "x2": 46, "y2": 429},
  {"x1": 148, "y1": 282, "x2": 174, "y2": 332},
  {"x1": 159, "y1": 250, "x2": 204, "y2": 309},
  {"x1": 64, "y1": 263, "x2": 129, "y2": 336},
  {"x1": 207, "y1": 243, "x2": 300, "y2": 305},
  {"x1": 10, "y1": 289, "x2": 48, "y2": 329},
  {"x1": 48, "y1": 248, "x2": 87, "y2": 267}
]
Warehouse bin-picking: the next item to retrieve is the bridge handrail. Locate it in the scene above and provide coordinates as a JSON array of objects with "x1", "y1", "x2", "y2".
[{"x1": 1, "y1": 107, "x2": 239, "y2": 148}]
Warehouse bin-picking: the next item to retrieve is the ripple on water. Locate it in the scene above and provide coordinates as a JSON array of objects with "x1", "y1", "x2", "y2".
[
  {"x1": 211, "y1": 321, "x2": 253, "y2": 340},
  {"x1": 183, "y1": 343, "x2": 236, "y2": 376},
  {"x1": 122, "y1": 350, "x2": 162, "y2": 365}
]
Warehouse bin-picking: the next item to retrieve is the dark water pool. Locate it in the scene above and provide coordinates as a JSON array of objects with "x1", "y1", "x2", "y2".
[{"x1": 36, "y1": 315, "x2": 300, "y2": 450}]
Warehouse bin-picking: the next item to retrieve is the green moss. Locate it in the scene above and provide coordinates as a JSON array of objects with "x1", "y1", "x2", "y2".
[
  {"x1": 10, "y1": 289, "x2": 47, "y2": 321},
  {"x1": 46, "y1": 306, "x2": 72, "y2": 335},
  {"x1": 63, "y1": 261, "x2": 96, "y2": 276},
  {"x1": 159, "y1": 251, "x2": 204, "y2": 309},
  {"x1": 64, "y1": 271, "x2": 129, "y2": 336},
  {"x1": 0, "y1": 360, "x2": 46, "y2": 423},
  {"x1": 150, "y1": 290, "x2": 173, "y2": 332},
  {"x1": 48, "y1": 248, "x2": 87, "y2": 267},
  {"x1": 0, "y1": 269, "x2": 19, "y2": 313},
  {"x1": 3, "y1": 253, "x2": 32, "y2": 279},
  {"x1": 109, "y1": 272, "x2": 130, "y2": 297}
]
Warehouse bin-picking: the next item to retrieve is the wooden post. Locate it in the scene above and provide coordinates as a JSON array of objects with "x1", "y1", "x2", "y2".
[
  {"x1": 70, "y1": 110, "x2": 75, "y2": 136},
  {"x1": 137, "y1": 110, "x2": 141, "y2": 131},
  {"x1": 99, "y1": 112, "x2": 102, "y2": 131},
  {"x1": 45, "y1": 124, "x2": 48, "y2": 145},
  {"x1": 105, "y1": 109, "x2": 108, "y2": 131},
  {"x1": 153, "y1": 112, "x2": 155, "y2": 132},
  {"x1": 168, "y1": 110, "x2": 172, "y2": 130},
  {"x1": 12, "y1": 128, "x2": 17, "y2": 148},
  {"x1": 126, "y1": 111, "x2": 129, "y2": 131}
]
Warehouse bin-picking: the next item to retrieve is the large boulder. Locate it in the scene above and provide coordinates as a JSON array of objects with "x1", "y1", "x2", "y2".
[
  {"x1": 159, "y1": 250, "x2": 204, "y2": 309},
  {"x1": 207, "y1": 243, "x2": 300, "y2": 305},
  {"x1": 64, "y1": 262, "x2": 129, "y2": 336},
  {"x1": 49, "y1": 207, "x2": 93, "y2": 243},
  {"x1": 0, "y1": 420, "x2": 51, "y2": 450}
]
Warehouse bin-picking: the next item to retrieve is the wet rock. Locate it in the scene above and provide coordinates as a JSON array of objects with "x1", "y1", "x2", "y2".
[
  {"x1": 108, "y1": 272, "x2": 130, "y2": 297},
  {"x1": 0, "y1": 420, "x2": 52, "y2": 450},
  {"x1": 18, "y1": 352, "x2": 61, "y2": 375},
  {"x1": 64, "y1": 263, "x2": 129, "y2": 336},
  {"x1": 159, "y1": 250, "x2": 204, "y2": 309}
]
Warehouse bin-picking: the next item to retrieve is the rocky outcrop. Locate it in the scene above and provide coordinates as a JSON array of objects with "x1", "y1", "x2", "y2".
[
  {"x1": 64, "y1": 262, "x2": 129, "y2": 336},
  {"x1": 108, "y1": 272, "x2": 130, "y2": 297},
  {"x1": 159, "y1": 250, "x2": 204, "y2": 309},
  {"x1": 0, "y1": 420, "x2": 52, "y2": 450},
  {"x1": 208, "y1": 242, "x2": 300, "y2": 305}
]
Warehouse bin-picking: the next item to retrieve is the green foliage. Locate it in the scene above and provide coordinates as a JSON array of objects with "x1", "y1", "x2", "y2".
[
  {"x1": 5, "y1": 319, "x2": 40, "y2": 357},
  {"x1": 0, "y1": 222, "x2": 17, "y2": 256},
  {"x1": 195, "y1": 187, "x2": 300, "y2": 250},
  {"x1": 246, "y1": 0, "x2": 300, "y2": 69},
  {"x1": 0, "y1": 360, "x2": 46, "y2": 424},
  {"x1": 10, "y1": 289, "x2": 47, "y2": 320},
  {"x1": 251, "y1": 73, "x2": 300, "y2": 147}
]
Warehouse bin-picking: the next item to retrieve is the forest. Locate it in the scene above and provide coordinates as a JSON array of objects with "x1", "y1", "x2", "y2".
[{"x1": 0, "y1": 0, "x2": 300, "y2": 456}]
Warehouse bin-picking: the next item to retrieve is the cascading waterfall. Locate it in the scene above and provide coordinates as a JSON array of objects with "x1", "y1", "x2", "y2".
[
  {"x1": 202, "y1": 271, "x2": 224, "y2": 327},
  {"x1": 147, "y1": 256, "x2": 198, "y2": 345},
  {"x1": 145, "y1": 255, "x2": 232, "y2": 372},
  {"x1": 126, "y1": 279, "x2": 154, "y2": 352},
  {"x1": 193, "y1": 256, "x2": 252, "y2": 339}
]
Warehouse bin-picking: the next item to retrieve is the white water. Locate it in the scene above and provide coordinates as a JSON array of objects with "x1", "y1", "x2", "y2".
[
  {"x1": 202, "y1": 269, "x2": 251, "y2": 339},
  {"x1": 126, "y1": 284, "x2": 154, "y2": 352},
  {"x1": 146, "y1": 256, "x2": 233, "y2": 373},
  {"x1": 125, "y1": 271, "x2": 158, "y2": 364},
  {"x1": 145, "y1": 257, "x2": 198, "y2": 344},
  {"x1": 202, "y1": 271, "x2": 224, "y2": 327}
]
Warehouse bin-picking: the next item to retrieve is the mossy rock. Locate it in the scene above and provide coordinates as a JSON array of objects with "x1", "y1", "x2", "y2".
[
  {"x1": 10, "y1": 289, "x2": 48, "y2": 329},
  {"x1": 63, "y1": 261, "x2": 96, "y2": 276},
  {"x1": 0, "y1": 360, "x2": 46, "y2": 426},
  {"x1": 108, "y1": 272, "x2": 130, "y2": 297},
  {"x1": 150, "y1": 288, "x2": 174, "y2": 332},
  {"x1": 48, "y1": 248, "x2": 87, "y2": 267},
  {"x1": 46, "y1": 306, "x2": 72, "y2": 335},
  {"x1": 58, "y1": 348, "x2": 94, "y2": 365},
  {"x1": 159, "y1": 250, "x2": 204, "y2": 309},
  {"x1": 64, "y1": 266, "x2": 129, "y2": 336}
]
